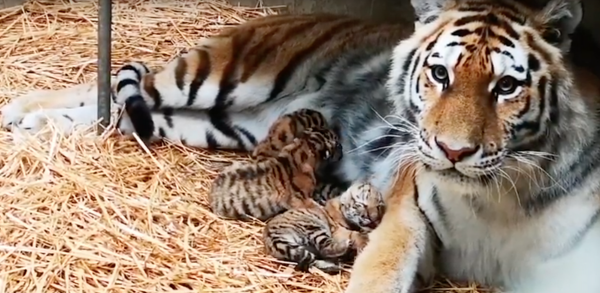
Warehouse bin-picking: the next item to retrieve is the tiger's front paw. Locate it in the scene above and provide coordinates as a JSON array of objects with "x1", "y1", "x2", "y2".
[
  {"x1": 1, "y1": 95, "x2": 33, "y2": 129},
  {"x1": 11, "y1": 105, "x2": 100, "y2": 136}
]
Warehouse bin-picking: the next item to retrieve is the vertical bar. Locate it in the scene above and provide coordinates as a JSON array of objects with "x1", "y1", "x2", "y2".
[{"x1": 97, "y1": 0, "x2": 112, "y2": 134}]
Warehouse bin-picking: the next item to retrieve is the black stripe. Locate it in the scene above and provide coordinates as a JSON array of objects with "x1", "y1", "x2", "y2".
[
  {"x1": 117, "y1": 64, "x2": 143, "y2": 80},
  {"x1": 267, "y1": 18, "x2": 361, "y2": 102},
  {"x1": 414, "y1": 182, "x2": 439, "y2": 243},
  {"x1": 142, "y1": 77, "x2": 163, "y2": 110},
  {"x1": 454, "y1": 14, "x2": 519, "y2": 40},
  {"x1": 162, "y1": 107, "x2": 174, "y2": 128},
  {"x1": 551, "y1": 208, "x2": 600, "y2": 259},
  {"x1": 548, "y1": 77, "x2": 559, "y2": 124},
  {"x1": 116, "y1": 79, "x2": 139, "y2": 94},
  {"x1": 431, "y1": 187, "x2": 448, "y2": 230},
  {"x1": 174, "y1": 58, "x2": 187, "y2": 90},
  {"x1": 187, "y1": 50, "x2": 212, "y2": 107},
  {"x1": 158, "y1": 127, "x2": 166, "y2": 137},
  {"x1": 235, "y1": 126, "x2": 258, "y2": 146},
  {"x1": 205, "y1": 131, "x2": 218, "y2": 149},
  {"x1": 528, "y1": 53, "x2": 540, "y2": 72},
  {"x1": 124, "y1": 94, "x2": 154, "y2": 140},
  {"x1": 395, "y1": 48, "x2": 417, "y2": 96},
  {"x1": 241, "y1": 20, "x2": 319, "y2": 82},
  {"x1": 140, "y1": 63, "x2": 150, "y2": 74},
  {"x1": 525, "y1": 131, "x2": 600, "y2": 214},
  {"x1": 214, "y1": 29, "x2": 255, "y2": 109},
  {"x1": 208, "y1": 108, "x2": 246, "y2": 149},
  {"x1": 408, "y1": 53, "x2": 422, "y2": 99},
  {"x1": 62, "y1": 114, "x2": 73, "y2": 122},
  {"x1": 451, "y1": 29, "x2": 472, "y2": 37},
  {"x1": 457, "y1": 4, "x2": 525, "y2": 25}
]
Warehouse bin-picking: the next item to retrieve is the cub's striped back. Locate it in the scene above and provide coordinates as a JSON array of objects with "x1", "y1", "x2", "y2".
[
  {"x1": 252, "y1": 108, "x2": 330, "y2": 159},
  {"x1": 208, "y1": 127, "x2": 343, "y2": 221}
]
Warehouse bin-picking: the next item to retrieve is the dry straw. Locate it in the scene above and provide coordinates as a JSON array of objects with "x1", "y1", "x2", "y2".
[{"x1": 0, "y1": 0, "x2": 489, "y2": 292}]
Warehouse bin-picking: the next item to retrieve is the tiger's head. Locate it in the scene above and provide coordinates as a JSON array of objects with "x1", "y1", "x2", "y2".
[{"x1": 388, "y1": 0, "x2": 585, "y2": 183}]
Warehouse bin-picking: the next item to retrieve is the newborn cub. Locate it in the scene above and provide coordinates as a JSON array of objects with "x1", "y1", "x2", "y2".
[
  {"x1": 252, "y1": 108, "x2": 332, "y2": 159},
  {"x1": 262, "y1": 181, "x2": 385, "y2": 274},
  {"x1": 209, "y1": 128, "x2": 342, "y2": 221}
]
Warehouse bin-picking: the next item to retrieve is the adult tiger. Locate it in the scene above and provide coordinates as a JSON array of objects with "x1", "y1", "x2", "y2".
[{"x1": 3, "y1": 0, "x2": 600, "y2": 292}]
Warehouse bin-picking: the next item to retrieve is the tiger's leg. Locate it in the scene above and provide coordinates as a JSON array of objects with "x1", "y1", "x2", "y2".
[
  {"x1": 116, "y1": 108, "x2": 270, "y2": 150},
  {"x1": 345, "y1": 165, "x2": 435, "y2": 293},
  {"x1": 118, "y1": 88, "x2": 325, "y2": 150},
  {"x1": 1, "y1": 79, "x2": 116, "y2": 130},
  {"x1": 13, "y1": 104, "x2": 101, "y2": 134}
]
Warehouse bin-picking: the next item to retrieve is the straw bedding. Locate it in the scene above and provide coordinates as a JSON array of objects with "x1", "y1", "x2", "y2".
[{"x1": 0, "y1": 1, "x2": 490, "y2": 292}]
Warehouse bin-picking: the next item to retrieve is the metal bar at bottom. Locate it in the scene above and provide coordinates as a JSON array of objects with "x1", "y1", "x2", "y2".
[{"x1": 97, "y1": 0, "x2": 112, "y2": 134}]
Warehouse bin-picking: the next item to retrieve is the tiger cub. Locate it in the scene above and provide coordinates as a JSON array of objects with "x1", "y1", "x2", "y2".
[
  {"x1": 251, "y1": 108, "x2": 330, "y2": 159},
  {"x1": 312, "y1": 181, "x2": 345, "y2": 205},
  {"x1": 208, "y1": 128, "x2": 342, "y2": 221},
  {"x1": 262, "y1": 181, "x2": 385, "y2": 274}
]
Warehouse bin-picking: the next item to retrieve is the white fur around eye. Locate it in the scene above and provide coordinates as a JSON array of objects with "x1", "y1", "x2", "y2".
[
  {"x1": 488, "y1": 78, "x2": 523, "y2": 103},
  {"x1": 497, "y1": 87, "x2": 523, "y2": 102}
]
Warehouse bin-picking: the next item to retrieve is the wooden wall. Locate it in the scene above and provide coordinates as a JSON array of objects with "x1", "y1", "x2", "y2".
[
  {"x1": 1, "y1": 0, "x2": 598, "y2": 45},
  {"x1": 0, "y1": 0, "x2": 25, "y2": 9},
  {"x1": 233, "y1": 0, "x2": 414, "y2": 24}
]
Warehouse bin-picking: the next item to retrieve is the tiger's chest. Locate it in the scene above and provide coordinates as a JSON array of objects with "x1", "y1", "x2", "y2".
[{"x1": 415, "y1": 172, "x2": 600, "y2": 287}]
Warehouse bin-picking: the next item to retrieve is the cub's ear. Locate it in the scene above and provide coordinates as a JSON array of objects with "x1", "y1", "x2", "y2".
[
  {"x1": 411, "y1": 0, "x2": 455, "y2": 27},
  {"x1": 534, "y1": 0, "x2": 583, "y2": 52}
]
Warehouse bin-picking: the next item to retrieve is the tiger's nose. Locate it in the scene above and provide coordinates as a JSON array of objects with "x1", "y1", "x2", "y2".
[{"x1": 434, "y1": 137, "x2": 479, "y2": 163}]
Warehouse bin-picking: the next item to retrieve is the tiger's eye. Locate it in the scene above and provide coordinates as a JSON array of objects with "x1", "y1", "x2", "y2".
[
  {"x1": 495, "y1": 76, "x2": 518, "y2": 95},
  {"x1": 431, "y1": 65, "x2": 449, "y2": 83}
]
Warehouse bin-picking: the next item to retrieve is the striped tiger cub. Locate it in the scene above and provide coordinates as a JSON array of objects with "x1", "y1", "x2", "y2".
[
  {"x1": 262, "y1": 181, "x2": 384, "y2": 274},
  {"x1": 312, "y1": 181, "x2": 345, "y2": 205},
  {"x1": 208, "y1": 128, "x2": 342, "y2": 221},
  {"x1": 252, "y1": 108, "x2": 331, "y2": 159}
]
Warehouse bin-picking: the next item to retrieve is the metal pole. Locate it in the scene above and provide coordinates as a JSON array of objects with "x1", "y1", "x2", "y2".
[{"x1": 97, "y1": 0, "x2": 112, "y2": 134}]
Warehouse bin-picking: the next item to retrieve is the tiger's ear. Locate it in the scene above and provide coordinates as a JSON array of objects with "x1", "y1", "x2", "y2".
[
  {"x1": 411, "y1": 0, "x2": 455, "y2": 27},
  {"x1": 535, "y1": 0, "x2": 583, "y2": 51}
]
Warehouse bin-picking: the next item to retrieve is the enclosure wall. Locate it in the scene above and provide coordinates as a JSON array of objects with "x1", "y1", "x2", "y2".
[{"x1": 1, "y1": 0, "x2": 599, "y2": 46}]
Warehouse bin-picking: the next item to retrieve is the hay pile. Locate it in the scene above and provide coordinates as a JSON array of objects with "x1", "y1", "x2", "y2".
[{"x1": 0, "y1": 1, "x2": 488, "y2": 292}]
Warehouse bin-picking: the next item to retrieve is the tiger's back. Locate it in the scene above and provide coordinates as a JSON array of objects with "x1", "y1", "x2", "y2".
[{"x1": 105, "y1": 13, "x2": 412, "y2": 149}]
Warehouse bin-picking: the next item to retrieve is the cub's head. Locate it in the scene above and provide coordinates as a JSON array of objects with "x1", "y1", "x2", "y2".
[
  {"x1": 340, "y1": 182, "x2": 386, "y2": 231},
  {"x1": 389, "y1": 0, "x2": 583, "y2": 182},
  {"x1": 303, "y1": 127, "x2": 344, "y2": 162}
]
